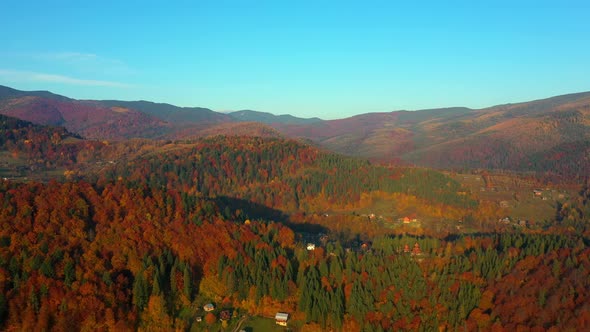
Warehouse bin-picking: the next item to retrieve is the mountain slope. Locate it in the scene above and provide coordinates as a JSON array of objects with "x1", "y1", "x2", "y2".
[
  {"x1": 403, "y1": 92, "x2": 590, "y2": 175},
  {"x1": 0, "y1": 86, "x2": 313, "y2": 141},
  {"x1": 230, "y1": 109, "x2": 323, "y2": 125},
  {"x1": 2, "y1": 85, "x2": 590, "y2": 176},
  {"x1": 96, "y1": 100, "x2": 231, "y2": 124},
  {"x1": 274, "y1": 107, "x2": 474, "y2": 161},
  {"x1": 0, "y1": 113, "x2": 91, "y2": 179},
  {"x1": 0, "y1": 85, "x2": 71, "y2": 102},
  {"x1": 172, "y1": 121, "x2": 284, "y2": 140},
  {"x1": 3, "y1": 132, "x2": 587, "y2": 331},
  {"x1": 0, "y1": 95, "x2": 170, "y2": 140},
  {"x1": 275, "y1": 93, "x2": 590, "y2": 176}
]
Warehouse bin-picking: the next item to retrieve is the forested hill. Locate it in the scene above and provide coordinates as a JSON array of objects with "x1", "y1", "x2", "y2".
[
  {"x1": 275, "y1": 92, "x2": 590, "y2": 177},
  {"x1": 95, "y1": 100, "x2": 230, "y2": 125},
  {"x1": 0, "y1": 114, "x2": 91, "y2": 175},
  {"x1": 0, "y1": 112, "x2": 481, "y2": 220},
  {"x1": 3, "y1": 84, "x2": 590, "y2": 177},
  {"x1": 0, "y1": 114, "x2": 78, "y2": 143},
  {"x1": 1, "y1": 86, "x2": 589, "y2": 331},
  {"x1": 0, "y1": 167, "x2": 588, "y2": 330},
  {"x1": 99, "y1": 136, "x2": 477, "y2": 216},
  {"x1": 0, "y1": 85, "x2": 70, "y2": 102},
  {"x1": 0, "y1": 126, "x2": 589, "y2": 330},
  {"x1": 229, "y1": 109, "x2": 323, "y2": 125}
]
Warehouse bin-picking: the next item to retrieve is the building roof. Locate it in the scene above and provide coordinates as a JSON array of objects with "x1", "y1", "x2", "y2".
[{"x1": 275, "y1": 312, "x2": 289, "y2": 321}]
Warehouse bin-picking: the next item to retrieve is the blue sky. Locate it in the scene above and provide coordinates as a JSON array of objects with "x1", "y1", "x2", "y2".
[{"x1": 1, "y1": 1, "x2": 589, "y2": 119}]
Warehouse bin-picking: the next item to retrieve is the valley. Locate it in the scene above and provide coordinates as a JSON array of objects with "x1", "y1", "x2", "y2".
[
  {"x1": 2, "y1": 85, "x2": 590, "y2": 178},
  {"x1": 0, "y1": 86, "x2": 588, "y2": 331},
  {"x1": 3, "y1": 1, "x2": 589, "y2": 330}
]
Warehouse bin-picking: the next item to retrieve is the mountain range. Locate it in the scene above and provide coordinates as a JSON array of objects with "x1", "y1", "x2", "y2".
[{"x1": 1, "y1": 84, "x2": 589, "y2": 177}]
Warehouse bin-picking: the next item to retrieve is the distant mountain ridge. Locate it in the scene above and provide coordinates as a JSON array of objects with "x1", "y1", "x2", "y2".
[
  {"x1": 1, "y1": 84, "x2": 589, "y2": 176},
  {"x1": 405, "y1": 91, "x2": 590, "y2": 176},
  {"x1": 0, "y1": 85, "x2": 71, "y2": 101},
  {"x1": 229, "y1": 109, "x2": 323, "y2": 125},
  {"x1": 0, "y1": 86, "x2": 170, "y2": 140},
  {"x1": 0, "y1": 85, "x2": 320, "y2": 139},
  {"x1": 268, "y1": 92, "x2": 590, "y2": 176},
  {"x1": 96, "y1": 100, "x2": 231, "y2": 125}
]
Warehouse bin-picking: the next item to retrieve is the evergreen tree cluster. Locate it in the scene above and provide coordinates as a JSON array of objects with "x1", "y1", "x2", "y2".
[{"x1": 102, "y1": 136, "x2": 477, "y2": 211}]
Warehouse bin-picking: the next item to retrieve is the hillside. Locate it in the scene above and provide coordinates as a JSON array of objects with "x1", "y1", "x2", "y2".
[
  {"x1": 0, "y1": 86, "x2": 228, "y2": 140},
  {"x1": 2, "y1": 85, "x2": 590, "y2": 177},
  {"x1": 0, "y1": 89, "x2": 171, "y2": 140},
  {"x1": 404, "y1": 92, "x2": 590, "y2": 176},
  {"x1": 96, "y1": 100, "x2": 231, "y2": 125},
  {"x1": 170, "y1": 121, "x2": 284, "y2": 140},
  {"x1": 275, "y1": 93, "x2": 590, "y2": 177},
  {"x1": 0, "y1": 114, "x2": 85, "y2": 178},
  {"x1": 99, "y1": 136, "x2": 478, "y2": 218},
  {"x1": 230, "y1": 109, "x2": 323, "y2": 125},
  {"x1": 0, "y1": 113, "x2": 177, "y2": 181},
  {"x1": 0, "y1": 131, "x2": 588, "y2": 331},
  {"x1": 0, "y1": 85, "x2": 71, "y2": 102},
  {"x1": 0, "y1": 113, "x2": 587, "y2": 331}
]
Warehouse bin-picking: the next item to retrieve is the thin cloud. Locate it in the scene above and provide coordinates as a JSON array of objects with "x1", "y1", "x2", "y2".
[
  {"x1": 33, "y1": 51, "x2": 91, "y2": 58},
  {"x1": 0, "y1": 51, "x2": 136, "y2": 76},
  {"x1": 35, "y1": 52, "x2": 120, "y2": 65},
  {"x1": 47, "y1": 52, "x2": 135, "y2": 76},
  {"x1": 4, "y1": 51, "x2": 110, "y2": 64},
  {"x1": 0, "y1": 69, "x2": 133, "y2": 88},
  {"x1": 33, "y1": 52, "x2": 100, "y2": 63}
]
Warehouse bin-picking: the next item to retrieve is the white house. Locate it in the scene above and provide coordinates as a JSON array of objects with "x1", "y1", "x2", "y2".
[{"x1": 275, "y1": 312, "x2": 289, "y2": 326}]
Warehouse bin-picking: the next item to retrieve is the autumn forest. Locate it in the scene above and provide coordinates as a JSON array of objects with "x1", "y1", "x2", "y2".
[{"x1": 1, "y1": 91, "x2": 590, "y2": 331}]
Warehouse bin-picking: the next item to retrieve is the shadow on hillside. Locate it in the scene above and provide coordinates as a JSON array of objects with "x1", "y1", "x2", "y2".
[
  {"x1": 212, "y1": 196, "x2": 329, "y2": 234},
  {"x1": 213, "y1": 196, "x2": 289, "y2": 222},
  {"x1": 284, "y1": 222, "x2": 329, "y2": 234}
]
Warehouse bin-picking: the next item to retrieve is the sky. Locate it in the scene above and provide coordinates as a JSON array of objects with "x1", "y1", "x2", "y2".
[{"x1": 1, "y1": 1, "x2": 589, "y2": 119}]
